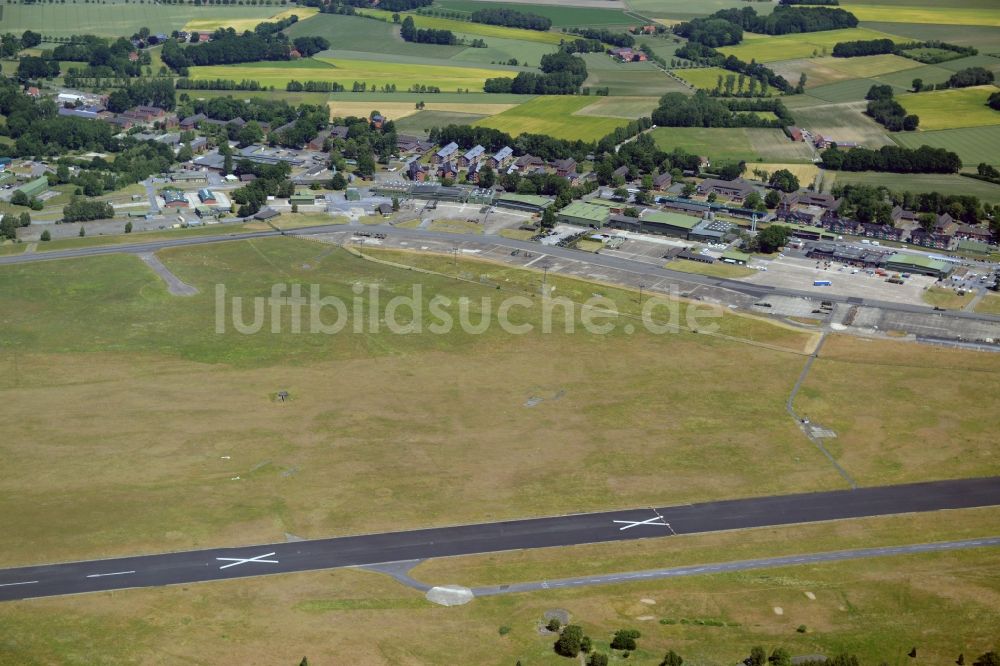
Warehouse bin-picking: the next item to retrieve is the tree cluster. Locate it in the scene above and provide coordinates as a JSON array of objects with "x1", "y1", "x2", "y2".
[
  {"x1": 161, "y1": 16, "x2": 300, "y2": 70},
  {"x1": 651, "y1": 92, "x2": 793, "y2": 129},
  {"x1": 821, "y1": 144, "x2": 961, "y2": 174},
  {"x1": 292, "y1": 36, "x2": 331, "y2": 57},
  {"x1": 16, "y1": 56, "x2": 60, "y2": 82},
  {"x1": 469, "y1": 8, "x2": 551, "y2": 31},
  {"x1": 864, "y1": 84, "x2": 918, "y2": 132},
  {"x1": 674, "y1": 42, "x2": 791, "y2": 94},
  {"x1": 0, "y1": 212, "x2": 32, "y2": 241},
  {"x1": 484, "y1": 51, "x2": 587, "y2": 95},
  {"x1": 946, "y1": 67, "x2": 995, "y2": 89},
  {"x1": 63, "y1": 197, "x2": 114, "y2": 223},
  {"x1": 901, "y1": 40, "x2": 978, "y2": 64},
  {"x1": 106, "y1": 79, "x2": 176, "y2": 112},
  {"x1": 231, "y1": 161, "x2": 294, "y2": 216},
  {"x1": 400, "y1": 16, "x2": 456, "y2": 45},
  {"x1": 676, "y1": 6, "x2": 857, "y2": 47},
  {"x1": 989, "y1": 91, "x2": 1000, "y2": 111}
]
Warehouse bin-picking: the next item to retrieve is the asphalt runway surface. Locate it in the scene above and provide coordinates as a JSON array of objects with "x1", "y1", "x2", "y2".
[{"x1": 1, "y1": 477, "x2": 997, "y2": 602}]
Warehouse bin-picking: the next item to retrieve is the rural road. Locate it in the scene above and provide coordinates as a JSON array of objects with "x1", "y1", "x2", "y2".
[
  {"x1": 1, "y1": 477, "x2": 997, "y2": 602},
  {"x1": 2, "y1": 222, "x2": 999, "y2": 326}
]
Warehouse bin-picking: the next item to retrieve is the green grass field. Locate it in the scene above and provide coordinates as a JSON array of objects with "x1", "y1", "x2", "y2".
[
  {"x1": 357, "y1": 8, "x2": 566, "y2": 44},
  {"x1": 823, "y1": 171, "x2": 1000, "y2": 202},
  {"x1": 891, "y1": 126, "x2": 1000, "y2": 165},
  {"x1": 573, "y1": 96, "x2": 661, "y2": 120},
  {"x1": 189, "y1": 57, "x2": 514, "y2": 93},
  {"x1": 435, "y1": 0, "x2": 633, "y2": 26},
  {"x1": 651, "y1": 128, "x2": 817, "y2": 163},
  {"x1": 183, "y1": 6, "x2": 318, "y2": 32},
  {"x1": 825, "y1": 53, "x2": 921, "y2": 77},
  {"x1": 627, "y1": 0, "x2": 776, "y2": 20},
  {"x1": 474, "y1": 96, "x2": 631, "y2": 141},
  {"x1": 806, "y1": 77, "x2": 906, "y2": 102},
  {"x1": 897, "y1": 86, "x2": 1000, "y2": 130},
  {"x1": 394, "y1": 110, "x2": 492, "y2": 135},
  {"x1": 0, "y1": 2, "x2": 282, "y2": 37},
  {"x1": 719, "y1": 28, "x2": 904, "y2": 63},
  {"x1": 447, "y1": 36, "x2": 558, "y2": 70},
  {"x1": 862, "y1": 21, "x2": 1000, "y2": 51},
  {"x1": 871, "y1": 62, "x2": 955, "y2": 89}
]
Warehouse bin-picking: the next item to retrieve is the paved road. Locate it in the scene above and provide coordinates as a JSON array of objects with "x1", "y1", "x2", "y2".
[
  {"x1": 3, "y1": 222, "x2": 999, "y2": 327},
  {"x1": 1, "y1": 477, "x2": 997, "y2": 602},
  {"x1": 471, "y1": 536, "x2": 1000, "y2": 597}
]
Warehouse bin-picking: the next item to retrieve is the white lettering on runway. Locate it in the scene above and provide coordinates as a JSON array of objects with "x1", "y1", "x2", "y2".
[{"x1": 216, "y1": 552, "x2": 279, "y2": 570}]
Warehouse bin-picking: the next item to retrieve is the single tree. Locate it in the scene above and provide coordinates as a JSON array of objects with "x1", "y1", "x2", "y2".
[
  {"x1": 125, "y1": 221, "x2": 133, "y2": 233},
  {"x1": 40, "y1": 229, "x2": 51, "y2": 241},
  {"x1": 661, "y1": 650, "x2": 684, "y2": 666}
]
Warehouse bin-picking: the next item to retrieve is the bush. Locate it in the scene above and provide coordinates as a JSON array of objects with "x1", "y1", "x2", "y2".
[
  {"x1": 661, "y1": 650, "x2": 684, "y2": 666},
  {"x1": 588, "y1": 653, "x2": 609, "y2": 666},
  {"x1": 611, "y1": 629, "x2": 641, "y2": 651},
  {"x1": 40, "y1": 229, "x2": 51, "y2": 241},
  {"x1": 554, "y1": 625, "x2": 584, "y2": 657},
  {"x1": 125, "y1": 221, "x2": 133, "y2": 233},
  {"x1": 498, "y1": 625, "x2": 511, "y2": 636},
  {"x1": 546, "y1": 618, "x2": 561, "y2": 632},
  {"x1": 796, "y1": 624, "x2": 807, "y2": 633}
]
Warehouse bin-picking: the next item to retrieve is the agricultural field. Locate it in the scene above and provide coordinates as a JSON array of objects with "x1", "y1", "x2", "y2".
[
  {"x1": 870, "y1": 63, "x2": 955, "y2": 90},
  {"x1": 802, "y1": 76, "x2": 906, "y2": 103},
  {"x1": 719, "y1": 28, "x2": 905, "y2": 63},
  {"x1": 822, "y1": 171, "x2": 1000, "y2": 203},
  {"x1": 188, "y1": 57, "x2": 514, "y2": 93},
  {"x1": 183, "y1": 7, "x2": 319, "y2": 33},
  {"x1": 840, "y1": 3, "x2": 1000, "y2": 27},
  {"x1": 0, "y1": 2, "x2": 282, "y2": 38},
  {"x1": 284, "y1": 13, "x2": 465, "y2": 59},
  {"x1": 652, "y1": 128, "x2": 816, "y2": 164},
  {"x1": 891, "y1": 126, "x2": 1000, "y2": 166},
  {"x1": 582, "y1": 53, "x2": 690, "y2": 97},
  {"x1": 752, "y1": 163, "x2": 823, "y2": 189},
  {"x1": 862, "y1": 22, "x2": 1000, "y2": 51},
  {"x1": 356, "y1": 8, "x2": 566, "y2": 45},
  {"x1": 395, "y1": 110, "x2": 493, "y2": 134},
  {"x1": 434, "y1": 0, "x2": 634, "y2": 26},
  {"x1": 573, "y1": 96, "x2": 661, "y2": 120},
  {"x1": 474, "y1": 95, "x2": 632, "y2": 141},
  {"x1": 897, "y1": 86, "x2": 1000, "y2": 130},
  {"x1": 447, "y1": 36, "x2": 558, "y2": 70},
  {"x1": 327, "y1": 100, "x2": 517, "y2": 122},
  {"x1": 823, "y1": 53, "x2": 921, "y2": 78},
  {"x1": 626, "y1": 0, "x2": 776, "y2": 20},
  {"x1": 790, "y1": 101, "x2": 897, "y2": 146}
]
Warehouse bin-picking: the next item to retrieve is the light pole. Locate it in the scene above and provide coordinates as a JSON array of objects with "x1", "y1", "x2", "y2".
[{"x1": 638, "y1": 283, "x2": 645, "y2": 305}]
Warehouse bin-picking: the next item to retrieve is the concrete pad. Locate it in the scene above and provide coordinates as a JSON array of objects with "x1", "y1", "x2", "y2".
[{"x1": 426, "y1": 585, "x2": 474, "y2": 606}]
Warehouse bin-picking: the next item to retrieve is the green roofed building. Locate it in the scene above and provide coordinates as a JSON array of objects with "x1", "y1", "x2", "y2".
[
  {"x1": 883, "y1": 252, "x2": 952, "y2": 278},
  {"x1": 16, "y1": 176, "x2": 49, "y2": 198},
  {"x1": 289, "y1": 191, "x2": 315, "y2": 206},
  {"x1": 642, "y1": 211, "x2": 700, "y2": 238},
  {"x1": 720, "y1": 249, "x2": 751, "y2": 265},
  {"x1": 494, "y1": 193, "x2": 553, "y2": 213},
  {"x1": 557, "y1": 201, "x2": 610, "y2": 228}
]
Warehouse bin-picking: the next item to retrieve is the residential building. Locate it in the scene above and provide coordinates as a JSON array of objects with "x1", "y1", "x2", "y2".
[
  {"x1": 696, "y1": 178, "x2": 757, "y2": 202},
  {"x1": 489, "y1": 146, "x2": 514, "y2": 169},
  {"x1": 552, "y1": 158, "x2": 577, "y2": 177},
  {"x1": 859, "y1": 223, "x2": 904, "y2": 242},
  {"x1": 652, "y1": 172, "x2": 672, "y2": 190},
  {"x1": 434, "y1": 142, "x2": 459, "y2": 164},
  {"x1": 459, "y1": 145, "x2": 485, "y2": 167}
]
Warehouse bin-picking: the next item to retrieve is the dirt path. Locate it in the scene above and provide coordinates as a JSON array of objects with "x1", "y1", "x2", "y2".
[{"x1": 139, "y1": 252, "x2": 198, "y2": 296}]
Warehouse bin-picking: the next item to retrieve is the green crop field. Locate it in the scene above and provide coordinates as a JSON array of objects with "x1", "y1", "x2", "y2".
[
  {"x1": 823, "y1": 171, "x2": 1000, "y2": 202},
  {"x1": 935, "y1": 54, "x2": 1000, "y2": 74},
  {"x1": 824, "y1": 54, "x2": 921, "y2": 78},
  {"x1": 862, "y1": 22, "x2": 1000, "y2": 51},
  {"x1": 806, "y1": 77, "x2": 906, "y2": 102},
  {"x1": 326, "y1": 91, "x2": 536, "y2": 104},
  {"x1": 0, "y1": 2, "x2": 282, "y2": 38},
  {"x1": 719, "y1": 28, "x2": 904, "y2": 63},
  {"x1": 626, "y1": 0, "x2": 775, "y2": 20},
  {"x1": 357, "y1": 8, "x2": 566, "y2": 44},
  {"x1": 447, "y1": 36, "x2": 559, "y2": 70},
  {"x1": 582, "y1": 53, "x2": 690, "y2": 96},
  {"x1": 898, "y1": 86, "x2": 1000, "y2": 130},
  {"x1": 435, "y1": 0, "x2": 633, "y2": 26},
  {"x1": 573, "y1": 96, "x2": 661, "y2": 119},
  {"x1": 393, "y1": 110, "x2": 492, "y2": 135},
  {"x1": 651, "y1": 128, "x2": 816, "y2": 163},
  {"x1": 891, "y1": 126, "x2": 1000, "y2": 165},
  {"x1": 474, "y1": 96, "x2": 631, "y2": 140},
  {"x1": 871, "y1": 63, "x2": 955, "y2": 90},
  {"x1": 189, "y1": 57, "x2": 515, "y2": 93}
]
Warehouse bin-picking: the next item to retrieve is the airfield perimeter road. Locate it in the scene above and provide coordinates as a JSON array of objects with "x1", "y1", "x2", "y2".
[
  {"x1": 1, "y1": 477, "x2": 998, "y2": 602},
  {"x1": 2, "y1": 222, "x2": 1000, "y2": 325}
]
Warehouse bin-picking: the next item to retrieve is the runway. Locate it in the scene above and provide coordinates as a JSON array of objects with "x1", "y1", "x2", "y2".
[{"x1": 1, "y1": 477, "x2": 997, "y2": 602}]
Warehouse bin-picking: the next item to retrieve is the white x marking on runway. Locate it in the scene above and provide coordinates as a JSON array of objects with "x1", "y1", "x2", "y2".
[
  {"x1": 216, "y1": 552, "x2": 279, "y2": 569},
  {"x1": 613, "y1": 516, "x2": 668, "y2": 531}
]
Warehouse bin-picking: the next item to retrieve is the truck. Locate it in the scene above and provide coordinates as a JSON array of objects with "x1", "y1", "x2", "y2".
[{"x1": 813, "y1": 280, "x2": 832, "y2": 287}]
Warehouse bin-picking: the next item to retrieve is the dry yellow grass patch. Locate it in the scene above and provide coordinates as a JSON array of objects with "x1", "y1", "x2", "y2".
[
  {"x1": 751, "y1": 163, "x2": 822, "y2": 188},
  {"x1": 184, "y1": 7, "x2": 319, "y2": 32}
]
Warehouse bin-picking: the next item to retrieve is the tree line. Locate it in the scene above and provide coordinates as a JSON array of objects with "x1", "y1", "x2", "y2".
[
  {"x1": 160, "y1": 16, "x2": 307, "y2": 71},
  {"x1": 399, "y1": 16, "x2": 457, "y2": 45},
  {"x1": 565, "y1": 27, "x2": 635, "y2": 48},
  {"x1": 469, "y1": 8, "x2": 551, "y2": 31},
  {"x1": 821, "y1": 144, "x2": 961, "y2": 174}
]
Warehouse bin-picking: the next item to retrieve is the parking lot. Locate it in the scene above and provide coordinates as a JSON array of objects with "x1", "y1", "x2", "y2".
[{"x1": 744, "y1": 254, "x2": 939, "y2": 305}]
